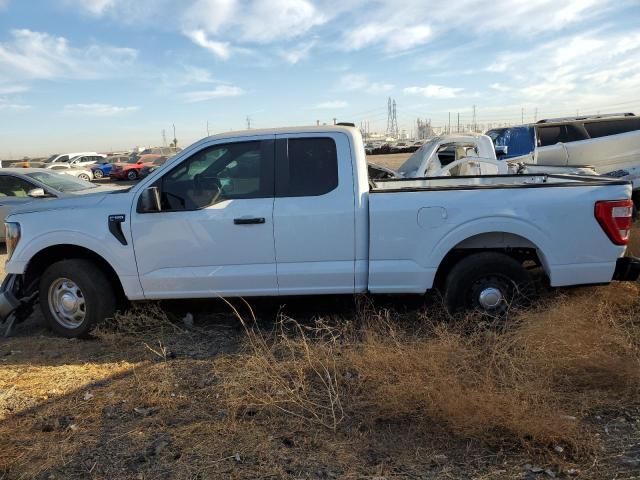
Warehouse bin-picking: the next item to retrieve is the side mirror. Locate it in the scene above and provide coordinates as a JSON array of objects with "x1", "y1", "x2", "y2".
[
  {"x1": 138, "y1": 186, "x2": 161, "y2": 213},
  {"x1": 495, "y1": 145, "x2": 509, "y2": 158},
  {"x1": 27, "y1": 188, "x2": 47, "y2": 198}
]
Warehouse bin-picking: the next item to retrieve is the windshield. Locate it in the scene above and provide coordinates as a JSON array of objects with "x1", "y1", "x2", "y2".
[
  {"x1": 25, "y1": 171, "x2": 97, "y2": 192},
  {"x1": 397, "y1": 145, "x2": 427, "y2": 176}
]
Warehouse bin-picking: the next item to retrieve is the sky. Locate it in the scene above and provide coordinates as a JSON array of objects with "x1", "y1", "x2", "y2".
[{"x1": 0, "y1": 0, "x2": 639, "y2": 157}]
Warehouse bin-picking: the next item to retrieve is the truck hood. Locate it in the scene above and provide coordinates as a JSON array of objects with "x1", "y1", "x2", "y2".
[{"x1": 7, "y1": 188, "x2": 120, "y2": 216}]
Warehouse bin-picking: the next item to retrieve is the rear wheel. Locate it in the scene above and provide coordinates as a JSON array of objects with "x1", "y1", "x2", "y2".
[
  {"x1": 127, "y1": 170, "x2": 138, "y2": 181},
  {"x1": 443, "y1": 252, "x2": 534, "y2": 315},
  {"x1": 93, "y1": 169, "x2": 104, "y2": 179},
  {"x1": 39, "y1": 259, "x2": 116, "y2": 338}
]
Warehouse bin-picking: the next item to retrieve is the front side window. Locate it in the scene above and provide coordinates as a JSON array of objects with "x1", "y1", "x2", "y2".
[
  {"x1": 0, "y1": 175, "x2": 36, "y2": 197},
  {"x1": 159, "y1": 140, "x2": 274, "y2": 211},
  {"x1": 276, "y1": 137, "x2": 338, "y2": 197}
]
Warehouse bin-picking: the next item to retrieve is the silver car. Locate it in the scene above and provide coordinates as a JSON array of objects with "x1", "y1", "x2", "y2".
[{"x1": 0, "y1": 169, "x2": 104, "y2": 240}]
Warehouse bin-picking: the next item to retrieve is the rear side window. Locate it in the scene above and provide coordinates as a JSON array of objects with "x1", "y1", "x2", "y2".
[
  {"x1": 277, "y1": 137, "x2": 338, "y2": 197},
  {"x1": 537, "y1": 126, "x2": 563, "y2": 147},
  {"x1": 584, "y1": 118, "x2": 640, "y2": 138}
]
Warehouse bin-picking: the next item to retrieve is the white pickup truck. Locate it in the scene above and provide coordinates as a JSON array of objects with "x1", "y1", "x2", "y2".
[{"x1": 1, "y1": 125, "x2": 639, "y2": 337}]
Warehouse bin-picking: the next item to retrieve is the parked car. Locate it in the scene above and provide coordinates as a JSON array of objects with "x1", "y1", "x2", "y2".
[
  {"x1": 139, "y1": 157, "x2": 169, "y2": 178},
  {"x1": 91, "y1": 155, "x2": 130, "y2": 179},
  {"x1": 1, "y1": 125, "x2": 638, "y2": 338},
  {"x1": 110, "y1": 154, "x2": 166, "y2": 181},
  {"x1": 139, "y1": 146, "x2": 182, "y2": 156},
  {"x1": 0, "y1": 169, "x2": 104, "y2": 240},
  {"x1": 42, "y1": 152, "x2": 100, "y2": 165},
  {"x1": 44, "y1": 163, "x2": 94, "y2": 181},
  {"x1": 68, "y1": 154, "x2": 106, "y2": 169}
]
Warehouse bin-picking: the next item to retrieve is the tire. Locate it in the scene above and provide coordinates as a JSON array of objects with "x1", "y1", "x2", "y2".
[
  {"x1": 78, "y1": 173, "x2": 91, "y2": 181},
  {"x1": 443, "y1": 252, "x2": 534, "y2": 315},
  {"x1": 127, "y1": 170, "x2": 138, "y2": 181},
  {"x1": 93, "y1": 169, "x2": 104, "y2": 179},
  {"x1": 39, "y1": 259, "x2": 116, "y2": 338}
]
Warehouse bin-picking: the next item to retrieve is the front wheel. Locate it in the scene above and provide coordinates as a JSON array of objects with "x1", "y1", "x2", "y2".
[
  {"x1": 127, "y1": 170, "x2": 138, "y2": 181},
  {"x1": 78, "y1": 173, "x2": 91, "y2": 181},
  {"x1": 93, "y1": 169, "x2": 104, "y2": 179},
  {"x1": 443, "y1": 252, "x2": 534, "y2": 315},
  {"x1": 39, "y1": 259, "x2": 116, "y2": 338}
]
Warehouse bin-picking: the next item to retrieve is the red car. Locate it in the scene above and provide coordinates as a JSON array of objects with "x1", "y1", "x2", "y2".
[{"x1": 109, "y1": 154, "x2": 166, "y2": 181}]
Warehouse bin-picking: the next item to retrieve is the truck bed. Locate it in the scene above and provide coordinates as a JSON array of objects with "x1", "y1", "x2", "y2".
[{"x1": 371, "y1": 173, "x2": 629, "y2": 192}]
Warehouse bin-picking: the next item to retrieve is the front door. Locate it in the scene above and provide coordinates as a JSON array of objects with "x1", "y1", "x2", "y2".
[{"x1": 130, "y1": 136, "x2": 278, "y2": 298}]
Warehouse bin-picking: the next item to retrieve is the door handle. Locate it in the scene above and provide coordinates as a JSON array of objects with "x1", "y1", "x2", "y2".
[{"x1": 234, "y1": 217, "x2": 266, "y2": 225}]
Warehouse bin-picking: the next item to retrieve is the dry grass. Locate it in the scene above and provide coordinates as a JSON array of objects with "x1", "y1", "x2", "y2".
[
  {"x1": 223, "y1": 287, "x2": 640, "y2": 460},
  {"x1": 0, "y1": 284, "x2": 639, "y2": 478}
]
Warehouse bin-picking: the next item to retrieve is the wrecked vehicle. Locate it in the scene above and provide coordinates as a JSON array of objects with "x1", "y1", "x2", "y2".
[
  {"x1": 370, "y1": 134, "x2": 597, "y2": 180},
  {"x1": 1, "y1": 125, "x2": 638, "y2": 338},
  {"x1": 486, "y1": 113, "x2": 640, "y2": 203}
]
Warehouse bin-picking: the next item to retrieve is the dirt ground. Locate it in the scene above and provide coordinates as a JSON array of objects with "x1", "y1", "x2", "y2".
[{"x1": 1, "y1": 154, "x2": 639, "y2": 479}]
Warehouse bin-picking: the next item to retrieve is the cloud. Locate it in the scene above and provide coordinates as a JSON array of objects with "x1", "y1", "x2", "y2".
[
  {"x1": 280, "y1": 40, "x2": 316, "y2": 64},
  {"x1": 314, "y1": 100, "x2": 348, "y2": 109},
  {"x1": 0, "y1": 98, "x2": 31, "y2": 111},
  {"x1": 79, "y1": 0, "x2": 116, "y2": 15},
  {"x1": 0, "y1": 29, "x2": 137, "y2": 82},
  {"x1": 484, "y1": 30, "x2": 640, "y2": 106},
  {"x1": 182, "y1": 85, "x2": 245, "y2": 102},
  {"x1": 338, "y1": 73, "x2": 394, "y2": 94},
  {"x1": 184, "y1": 29, "x2": 231, "y2": 60},
  {"x1": 404, "y1": 85, "x2": 463, "y2": 99},
  {"x1": 0, "y1": 84, "x2": 29, "y2": 95},
  {"x1": 63, "y1": 103, "x2": 139, "y2": 115}
]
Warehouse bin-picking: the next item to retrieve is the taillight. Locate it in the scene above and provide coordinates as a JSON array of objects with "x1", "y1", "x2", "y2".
[{"x1": 595, "y1": 199, "x2": 634, "y2": 245}]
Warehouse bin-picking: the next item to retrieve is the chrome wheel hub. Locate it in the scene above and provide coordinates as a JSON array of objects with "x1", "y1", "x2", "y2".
[
  {"x1": 48, "y1": 278, "x2": 86, "y2": 329},
  {"x1": 478, "y1": 287, "x2": 504, "y2": 309}
]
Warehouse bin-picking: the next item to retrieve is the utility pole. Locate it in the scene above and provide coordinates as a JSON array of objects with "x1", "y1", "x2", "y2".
[
  {"x1": 521, "y1": 108, "x2": 524, "y2": 124},
  {"x1": 448, "y1": 112, "x2": 451, "y2": 134},
  {"x1": 206, "y1": 121, "x2": 210, "y2": 136},
  {"x1": 457, "y1": 113, "x2": 460, "y2": 133},
  {"x1": 172, "y1": 123, "x2": 177, "y2": 148},
  {"x1": 161, "y1": 129, "x2": 167, "y2": 147},
  {"x1": 246, "y1": 116, "x2": 251, "y2": 129},
  {"x1": 472, "y1": 104, "x2": 477, "y2": 132}
]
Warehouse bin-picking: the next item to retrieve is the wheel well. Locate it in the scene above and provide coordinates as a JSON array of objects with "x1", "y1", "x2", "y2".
[
  {"x1": 433, "y1": 233, "x2": 545, "y2": 289},
  {"x1": 24, "y1": 244, "x2": 125, "y2": 299}
]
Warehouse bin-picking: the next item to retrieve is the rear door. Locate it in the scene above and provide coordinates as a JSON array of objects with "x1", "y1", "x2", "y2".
[{"x1": 273, "y1": 133, "x2": 356, "y2": 294}]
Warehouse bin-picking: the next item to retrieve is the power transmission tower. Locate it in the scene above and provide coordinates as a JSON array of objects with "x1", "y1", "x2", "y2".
[
  {"x1": 386, "y1": 97, "x2": 393, "y2": 137},
  {"x1": 392, "y1": 99, "x2": 398, "y2": 138}
]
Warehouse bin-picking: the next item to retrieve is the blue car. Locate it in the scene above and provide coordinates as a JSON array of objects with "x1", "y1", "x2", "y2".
[{"x1": 91, "y1": 155, "x2": 130, "y2": 179}]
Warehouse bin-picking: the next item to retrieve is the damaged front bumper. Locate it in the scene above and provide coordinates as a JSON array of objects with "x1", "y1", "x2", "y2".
[
  {"x1": 613, "y1": 256, "x2": 640, "y2": 282},
  {"x1": 0, "y1": 274, "x2": 37, "y2": 337}
]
